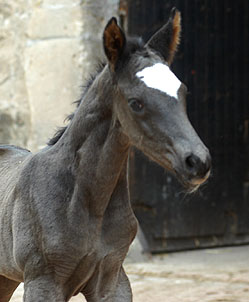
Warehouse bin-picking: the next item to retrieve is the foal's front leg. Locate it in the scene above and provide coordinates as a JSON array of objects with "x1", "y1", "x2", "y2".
[
  {"x1": 113, "y1": 267, "x2": 132, "y2": 302},
  {"x1": 23, "y1": 275, "x2": 65, "y2": 302},
  {"x1": 82, "y1": 266, "x2": 132, "y2": 302}
]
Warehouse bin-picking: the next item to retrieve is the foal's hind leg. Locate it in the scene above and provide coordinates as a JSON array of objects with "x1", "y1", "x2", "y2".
[{"x1": 0, "y1": 275, "x2": 19, "y2": 302}]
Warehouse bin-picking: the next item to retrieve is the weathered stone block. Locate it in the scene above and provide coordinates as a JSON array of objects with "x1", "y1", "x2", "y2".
[
  {"x1": 0, "y1": 111, "x2": 13, "y2": 143},
  {"x1": 0, "y1": 74, "x2": 31, "y2": 147},
  {"x1": 41, "y1": 0, "x2": 81, "y2": 7},
  {"x1": 27, "y1": 7, "x2": 82, "y2": 39},
  {"x1": 0, "y1": 0, "x2": 119, "y2": 150},
  {"x1": 25, "y1": 38, "x2": 82, "y2": 149},
  {"x1": 0, "y1": 0, "x2": 30, "y2": 147},
  {"x1": 0, "y1": 59, "x2": 10, "y2": 84}
]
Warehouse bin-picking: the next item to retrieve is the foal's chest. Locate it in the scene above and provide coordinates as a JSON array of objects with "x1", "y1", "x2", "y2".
[{"x1": 47, "y1": 217, "x2": 136, "y2": 298}]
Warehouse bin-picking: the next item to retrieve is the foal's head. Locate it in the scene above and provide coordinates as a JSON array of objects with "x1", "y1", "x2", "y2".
[{"x1": 103, "y1": 9, "x2": 211, "y2": 191}]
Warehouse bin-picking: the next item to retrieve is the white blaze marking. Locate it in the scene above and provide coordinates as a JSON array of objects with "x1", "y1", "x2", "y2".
[{"x1": 136, "y1": 63, "x2": 181, "y2": 99}]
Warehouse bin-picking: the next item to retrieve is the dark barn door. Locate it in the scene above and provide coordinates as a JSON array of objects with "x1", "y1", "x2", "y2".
[{"x1": 125, "y1": 0, "x2": 249, "y2": 252}]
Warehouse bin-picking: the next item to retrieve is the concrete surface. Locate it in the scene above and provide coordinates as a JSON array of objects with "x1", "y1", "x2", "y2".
[{"x1": 10, "y1": 245, "x2": 249, "y2": 302}]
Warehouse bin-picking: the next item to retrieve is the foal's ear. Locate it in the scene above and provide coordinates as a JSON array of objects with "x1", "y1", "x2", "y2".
[
  {"x1": 146, "y1": 8, "x2": 181, "y2": 65},
  {"x1": 103, "y1": 17, "x2": 126, "y2": 71}
]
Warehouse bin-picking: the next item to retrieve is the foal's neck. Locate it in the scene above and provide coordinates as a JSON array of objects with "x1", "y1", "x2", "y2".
[{"x1": 54, "y1": 66, "x2": 130, "y2": 215}]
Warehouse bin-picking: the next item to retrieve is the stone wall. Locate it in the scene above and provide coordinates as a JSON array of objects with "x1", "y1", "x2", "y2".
[
  {"x1": 0, "y1": 1, "x2": 31, "y2": 148},
  {"x1": 0, "y1": 0, "x2": 119, "y2": 151}
]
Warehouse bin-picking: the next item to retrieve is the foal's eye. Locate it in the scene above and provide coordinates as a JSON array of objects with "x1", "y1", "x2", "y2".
[{"x1": 128, "y1": 99, "x2": 144, "y2": 112}]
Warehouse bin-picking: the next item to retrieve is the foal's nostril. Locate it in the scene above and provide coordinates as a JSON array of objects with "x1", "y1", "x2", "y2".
[
  {"x1": 185, "y1": 153, "x2": 211, "y2": 178},
  {"x1": 185, "y1": 154, "x2": 198, "y2": 169}
]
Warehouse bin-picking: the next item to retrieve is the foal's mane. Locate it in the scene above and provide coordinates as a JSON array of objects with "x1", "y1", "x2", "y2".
[{"x1": 47, "y1": 37, "x2": 145, "y2": 146}]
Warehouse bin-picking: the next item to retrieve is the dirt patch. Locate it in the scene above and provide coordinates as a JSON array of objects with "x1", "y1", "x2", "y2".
[{"x1": 10, "y1": 246, "x2": 249, "y2": 302}]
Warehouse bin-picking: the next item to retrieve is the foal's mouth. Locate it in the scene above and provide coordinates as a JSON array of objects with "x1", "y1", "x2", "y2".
[{"x1": 178, "y1": 169, "x2": 211, "y2": 193}]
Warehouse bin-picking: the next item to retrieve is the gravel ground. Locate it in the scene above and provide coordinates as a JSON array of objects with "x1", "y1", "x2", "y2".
[{"x1": 10, "y1": 245, "x2": 249, "y2": 302}]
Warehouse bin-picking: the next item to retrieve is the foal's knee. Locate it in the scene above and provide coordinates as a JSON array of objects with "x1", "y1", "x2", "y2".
[{"x1": 24, "y1": 276, "x2": 65, "y2": 302}]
